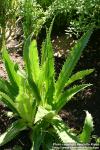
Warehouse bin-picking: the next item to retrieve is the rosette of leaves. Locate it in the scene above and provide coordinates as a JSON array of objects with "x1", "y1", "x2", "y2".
[{"x1": 0, "y1": 25, "x2": 94, "y2": 149}]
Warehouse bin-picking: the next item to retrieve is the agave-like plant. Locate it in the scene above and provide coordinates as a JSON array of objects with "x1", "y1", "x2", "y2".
[{"x1": 0, "y1": 25, "x2": 94, "y2": 149}]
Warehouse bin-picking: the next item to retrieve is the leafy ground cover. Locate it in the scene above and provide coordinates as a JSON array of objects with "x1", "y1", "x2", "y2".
[{"x1": 0, "y1": 28, "x2": 100, "y2": 149}]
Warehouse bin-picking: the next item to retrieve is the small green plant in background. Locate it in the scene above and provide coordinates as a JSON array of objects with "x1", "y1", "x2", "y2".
[
  {"x1": 19, "y1": 0, "x2": 45, "y2": 38},
  {"x1": 0, "y1": 0, "x2": 19, "y2": 50},
  {"x1": 0, "y1": 23, "x2": 94, "y2": 149}
]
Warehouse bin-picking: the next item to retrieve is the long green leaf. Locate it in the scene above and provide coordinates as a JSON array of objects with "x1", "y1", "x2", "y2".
[
  {"x1": 23, "y1": 36, "x2": 41, "y2": 104},
  {"x1": 41, "y1": 19, "x2": 55, "y2": 82},
  {"x1": 45, "y1": 77, "x2": 55, "y2": 108},
  {"x1": 23, "y1": 36, "x2": 40, "y2": 83},
  {"x1": 37, "y1": 63, "x2": 46, "y2": 98},
  {"x1": 55, "y1": 29, "x2": 93, "y2": 97},
  {"x1": 0, "y1": 78, "x2": 10, "y2": 94},
  {"x1": 28, "y1": 78, "x2": 41, "y2": 104},
  {"x1": 0, "y1": 119, "x2": 26, "y2": 146},
  {"x1": 40, "y1": 22, "x2": 55, "y2": 105},
  {"x1": 2, "y1": 47, "x2": 21, "y2": 92},
  {"x1": 51, "y1": 116, "x2": 78, "y2": 143},
  {"x1": 23, "y1": 35, "x2": 32, "y2": 76},
  {"x1": 29, "y1": 40, "x2": 40, "y2": 82},
  {"x1": 31, "y1": 122, "x2": 46, "y2": 150},
  {"x1": 37, "y1": 67, "x2": 55, "y2": 109},
  {"x1": 79, "y1": 111, "x2": 93, "y2": 143},
  {"x1": 65, "y1": 69, "x2": 94, "y2": 87},
  {"x1": 41, "y1": 18, "x2": 54, "y2": 67},
  {"x1": 16, "y1": 94, "x2": 32, "y2": 123},
  {"x1": 41, "y1": 34, "x2": 54, "y2": 79},
  {"x1": 0, "y1": 91, "x2": 18, "y2": 114},
  {"x1": 55, "y1": 84, "x2": 92, "y2": 112},
  {"x1": 0, "y1": 78, "x2": 18, "y2": 98}
]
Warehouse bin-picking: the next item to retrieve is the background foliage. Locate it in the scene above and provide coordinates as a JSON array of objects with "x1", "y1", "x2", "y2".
[{"x1": 0, "y1": 0, "x2": 99, "y2": 42}]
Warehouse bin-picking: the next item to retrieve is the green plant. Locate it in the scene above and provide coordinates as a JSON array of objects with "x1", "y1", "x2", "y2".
[
  {"x1": 19, "y1": 0, "x2": 45, "y2": 38},
  {"x1": 0, "y1": 25, "x2": 94, "y2": 149},
  {"x1": 0, "y1": 0, "x2": 19, "y2": 50},
  {"x1": 68, "y1": 0, "x2": 100, "y2": 36},
  {"x1": 41, "y1": 0, "x2": 100, "y2": 35}
]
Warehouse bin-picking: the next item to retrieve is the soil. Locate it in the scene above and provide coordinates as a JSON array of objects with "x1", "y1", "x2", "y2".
[{"x1": 0, "y1": 28, "x2": 100, "y2": 149}]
